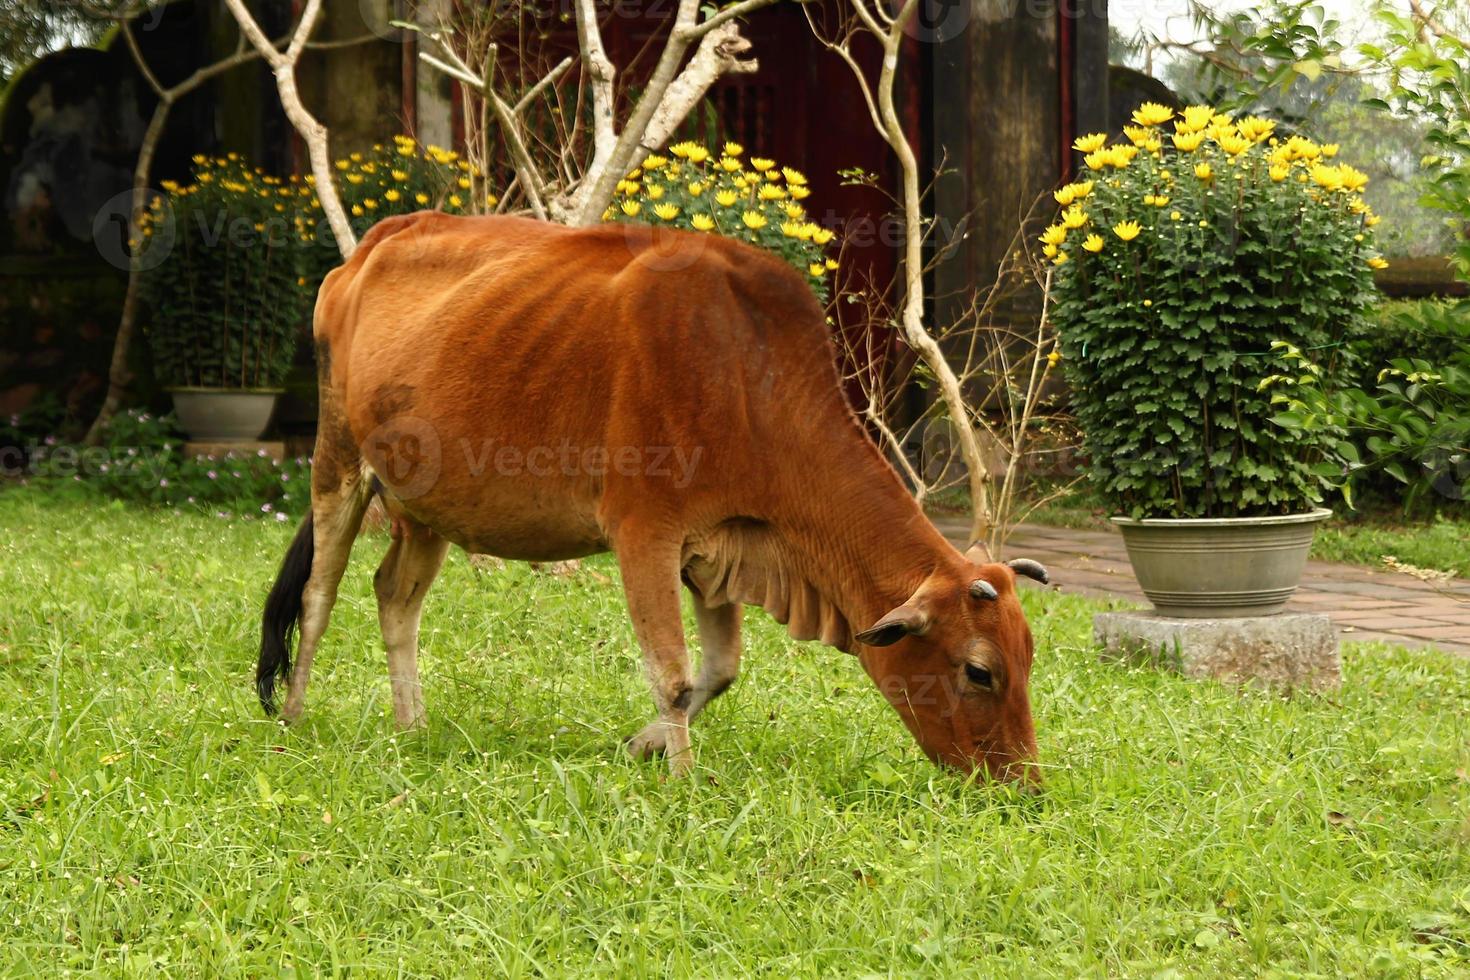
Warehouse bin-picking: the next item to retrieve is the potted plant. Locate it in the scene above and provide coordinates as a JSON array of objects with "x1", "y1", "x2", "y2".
[
  {"x1": 1048, "y1": 104, "x2": 1384, "y2": 617},
  {"x1": 140, "y1": 154, "x2": 314, "y2": 441}
]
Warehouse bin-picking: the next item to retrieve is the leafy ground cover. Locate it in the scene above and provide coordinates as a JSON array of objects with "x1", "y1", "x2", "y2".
[{"x1": 1, "y1": 488, "x2": 1467, "y2": 975}]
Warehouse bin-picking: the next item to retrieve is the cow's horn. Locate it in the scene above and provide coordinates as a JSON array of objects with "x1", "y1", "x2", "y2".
[
  {"x1": 1007, "y1": 559, "x2": 1049, "y2": 584},
  {"x1": 969, "y1": 579, "x2": 998, "y2": 601}
]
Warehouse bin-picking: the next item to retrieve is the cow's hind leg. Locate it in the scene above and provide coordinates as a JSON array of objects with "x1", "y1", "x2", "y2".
[
  {"x1": 277, "y1": 426, "x2": 373, "y2": 725},
  {"x1": 617, "y1": 533, "x2": 697, "y2": 775},
  {"x1": 628, "y1": 598, "x2": 742, "y2": 756},
  {"x1": 373, "y1": 515, "x2": 450, "y2": 729}
]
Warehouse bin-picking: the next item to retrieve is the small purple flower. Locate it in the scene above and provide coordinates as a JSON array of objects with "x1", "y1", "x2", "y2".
[
  {"x1": 44, "y1": 435, "x2": 57, "y2": 446},
  {"x1": 261, "y1": 503, "x2": 273, "y2": 513},
  {"x1": 280, "y1": 472, "x2": 290, "y2": 482},
  {"x1": 99, "y1": 463, "x2": 109, "y2": 473},
  {"x1": 159, "y1": 478, "x2": 169, "y2": 487},
  {"x1": 207, "y1": 470, "x2": 217, "y2": 480},
  {"x1": 187, "y1": 496, "x2": 195, "y2": 504},
  {"x1": 257, "y1": 449, "x2": 268, "y2": 458},
  {"x1": 274, "y1": 512, "x2": 289, "y2": 522}
]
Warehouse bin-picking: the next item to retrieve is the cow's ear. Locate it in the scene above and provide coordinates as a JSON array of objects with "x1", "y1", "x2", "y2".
[
  {"x1": 964, "y1": 540, "x2": 992, "y2": 564},
  {"x1": 855, "y1": 604, "x2": 928, "y2": 647}
]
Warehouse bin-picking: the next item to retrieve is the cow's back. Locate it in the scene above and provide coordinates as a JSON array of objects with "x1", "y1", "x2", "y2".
[{"x1": 313, "y1": 212, "x2": 852, "y2": 558}]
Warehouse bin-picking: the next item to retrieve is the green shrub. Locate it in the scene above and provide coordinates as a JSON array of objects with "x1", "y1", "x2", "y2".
[
  {"x1": 1266, "y1": 300, "x2": 1470, "y2": 510},
  {"x1": 140, "y1": 155, "x2": 314, "y2": 390},
  {"x1": 602, "y1": 141, "x2": 837, "y2": 299},
  {"x1": 20, "y1": 410, "x2": 311, "y2": 517},
  {"x1": 1048, "y1": 104, "x2": 1383, "y2": 518}
]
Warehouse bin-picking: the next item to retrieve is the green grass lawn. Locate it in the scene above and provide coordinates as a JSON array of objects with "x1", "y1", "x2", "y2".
[{"x1": 2, "y1": 488, "x2": 1468, "y2": 975}]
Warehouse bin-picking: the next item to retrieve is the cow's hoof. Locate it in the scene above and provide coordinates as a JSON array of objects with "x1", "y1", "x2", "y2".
[{"x1": 625, "y1": 721, "x2": 668, "y2": 760}]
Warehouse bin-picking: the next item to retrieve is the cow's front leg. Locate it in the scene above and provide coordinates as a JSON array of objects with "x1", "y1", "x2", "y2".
[
  {"x1": 616, "y1": 534, "x2": 695, "y2": 776},
  {"x1": 629, "y1": 598, "x2": 742, "y2": 756}
]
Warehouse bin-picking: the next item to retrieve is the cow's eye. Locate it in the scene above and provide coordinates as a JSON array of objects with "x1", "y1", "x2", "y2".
[{"x1": 965, "y1": 664, "x2": 994, "y2": 689}]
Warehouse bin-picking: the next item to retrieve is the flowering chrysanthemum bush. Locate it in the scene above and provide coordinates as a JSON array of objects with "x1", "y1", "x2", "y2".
[
  {"x1": 1048, "y1": 103, "x2": 1385, "y2": 518},
  {"x1": 140, "y1": 154, "x2": 314, "y2": 389},
  {"x1": 602, "y1": 141, "x2": 838, "y2": 299},
  {"x1": 140, "y1": 139, "x2": 484, "y2": 389}
]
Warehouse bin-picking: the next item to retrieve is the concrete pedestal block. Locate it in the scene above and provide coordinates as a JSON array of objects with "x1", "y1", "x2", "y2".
[{"x1": 1094, "y1": 611, "x2": 1340, "y2": 692}]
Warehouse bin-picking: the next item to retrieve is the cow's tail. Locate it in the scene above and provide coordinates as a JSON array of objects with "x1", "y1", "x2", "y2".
[{"x1": 258, "y1": 512, "x2": 315, "y2": 714}]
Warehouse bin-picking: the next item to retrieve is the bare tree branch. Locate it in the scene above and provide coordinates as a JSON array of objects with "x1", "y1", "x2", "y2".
[{"x1": 222, "y1": 0, "x2": 356, "y2": 257}]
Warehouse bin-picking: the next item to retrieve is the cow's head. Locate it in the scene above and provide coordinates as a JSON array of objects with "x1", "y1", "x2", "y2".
[{"x1": 855, "y1": 548, "x2": 1046, "y2": 789}]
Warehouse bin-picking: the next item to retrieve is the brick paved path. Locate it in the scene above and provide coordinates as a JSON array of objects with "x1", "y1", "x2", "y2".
[{"x1": 937, "y1": 520, "x2": 1470, "y2": 657}]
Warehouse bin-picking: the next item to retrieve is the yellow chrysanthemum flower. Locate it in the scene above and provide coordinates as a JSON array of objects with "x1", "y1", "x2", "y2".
[
  {"x1": 742, "y1": 211, "x2": 767, "y2": 229},
  {"x1": 391, "y1": 169, "x2": 408, "y2": 182},
  {"x1": 1217, "y1": 133, "x2": 1251, "y2": 156},
  {"x1": 1367, "y1": 257, "x2": 1389, "y2": 270},
  {"x1": 1175, "y1": 105, "x2": 1214, "y2": 133},
  {"x1": 1082, "y1": 234, "x2": 1104, "y2": 253},
  {"x1": 825, "y1": 258, "x2": 839, "y2": 270},
  {"x1": 1194, "y1": 162, "x2": 1213, "y2": 181},
  {"x1": 784, "y1": 203, "x2": 806, "y2": 219},
  {"x1": 351, "y1": 204, "x2": 364, "y2": 217},
  {"x1": 758, "y1": 184, "x2": 787, "y2": 201},
  {"x1": 812, "y1": 228, "x2": 835, "y2": 245},
  {"x1": 1337, "y1": 165, "x2": 1368, "y2": 192},
  {"x1": 1269, "y1": 164, "x2": 1289, "y2": 182},
  {"x1": 790, "y1": 186, "x2": 811, "y2": 200},
  {"x1": 643, "y1": 155, "x2": 668, "y2": 170},
  {"x1": 1309, "y1": 164, "x2": 1342, "y2": 191},
  {"x1": 647, "y1": 185, "x2": 666, "y2": 200},
  {"x1": 750, "y1": 157, "x2": 776, "y2": 172},
  {"x1": 1236, "y1": 116, "x2": 1276, "y2": 142},
  {"x1": 346, "y1": 173, "x2": 364, "y2": 185},
  {"x1": 1113, "y1": 220, "x2": 1141, "y2": 241},
  {"x1": 1321, "y1": 143, "x2": 1340, "y2": 158},
  {"x1": 1054, "y1": 185, "x2": 1078, "y2": 206},
  {"x1": 1131, "y1": 102, "x2": 1174, "y2": 126},
  {"x1": 458, "y1": 177, "x2": 472, "y2": 190},
  {"x1": 689, "y1": 182, "x2": 706, "y2": 195},
  {"x1": 1170, "y1": 210, "x2": 1182, "y2": 221},
  {"x1": 808, "y1": 262, "x2": 826, "y2": 277},
  {"x1": 415, "y1": 192, "x2": 429, "y2": 205},
  {"x1": 1061, "y1": 206, "x2": 1088, "y2": 229},
  {"x1": 620, "y1": 200, "x2": 641, "y2": 217},
  {"x1": 715, "y1": 190, "x2": 740, "y2": 207},
  {"x1": 781, "y1": 221, "x2": 806, "y2": 239},
  {"x1": 1053, "y1": 251, "x2": 1070, "y2": 265},
  {"x1": 691, "y1": 213, "x2": 715, "y2": 231},
  {"x1": 1040, "y1": 224, "x2": 1067, "y2": 246},
  {"x1": 719, "y1": 157, "x2": 742, "y2": 172},
  {"x1": 384, "y1": 189, "x2": 401, "y2": 202},
  {"x1": 1365, "y1": 214, "x2": 1381, "y2": 227},
  {"x1": 1073, "y1": 133, "x2": 1109, "y2": 153},
  {"x1": 653, "y1": 203, "x2": 680, "y2": 221},
  {"x1": 782, "y1": 167, "x2": 807, "y2": 185},
  {"x1": 723, "y1": 142, "x2": 744, "y2": 157},
  {"x1": 1084, "y1": 150, "x2": 1108, "y2": 170},
  {"x1": 685, "y1": 146, "x2": 710, "y2": 164}
]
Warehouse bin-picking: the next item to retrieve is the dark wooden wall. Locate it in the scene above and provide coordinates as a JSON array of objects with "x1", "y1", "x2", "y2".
[{"x1": 930, "y1": 0, "x2": 1108, "y2": 325}]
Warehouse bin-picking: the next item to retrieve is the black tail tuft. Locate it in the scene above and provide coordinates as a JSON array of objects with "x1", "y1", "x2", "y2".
[{"x1": 258, "y1": 512, "x2": 315, "y2": 714}]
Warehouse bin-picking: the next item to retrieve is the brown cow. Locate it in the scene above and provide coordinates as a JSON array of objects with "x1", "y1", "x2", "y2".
[{"x1": 259, "y1": 212, "x2": 1048, "y2": 785}]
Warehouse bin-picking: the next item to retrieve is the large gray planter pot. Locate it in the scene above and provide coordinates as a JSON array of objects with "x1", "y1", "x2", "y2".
[
  {"x1": 168, "y1": 387, "x2": 282, "y2": 442},
  {"x1": 1112, "y1": 509, "x2": 1332, "y2": 618}
]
